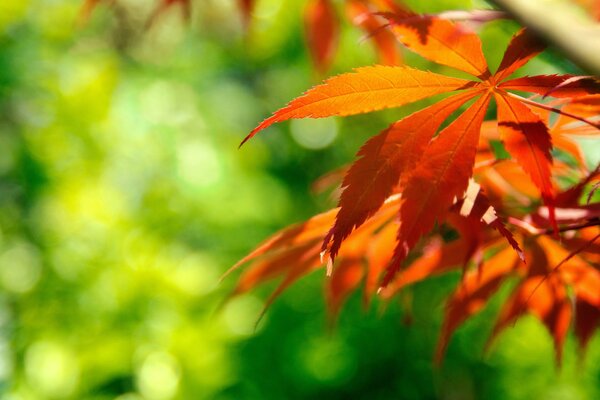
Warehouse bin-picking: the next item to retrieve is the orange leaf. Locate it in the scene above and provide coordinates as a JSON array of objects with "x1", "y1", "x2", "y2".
[
  {"x1": 499, "y1": 75, "x2": 600, "y2": 98},
  {"x1": 231, "y1": 203, "x2": 397, "y2": 321},
  {"x1": 305, "y1": 0, "x2": 340, "y2": 73},
  {"x1": 242, "y1": 66, "x2": 476, "y2": 145},
  {"x1": 365, "y1": 221, "x2": 397, "y2": 303},
  {"x1": 368, "y1": 0, "x2": 411, "y2": 15},
  {"x1": 457, "y1": 179, "x2": 524, "y2": 261},
  {"x1": 383, "y1": 93, "x2": 492, "y2": 286},
  {"x1": 553, "y1": 95, "x2": 600, "y2": 136},
  {"x1": 232, "y1": 242, "x2": 322, "y2": 296},
  {"x1": 346, "y1": 0, "x2": 401, "y2": 65},
  {"x1": 436, "y1": 245, "x2": 520, "y2": 362},
  {"x1": 221, "y1": 208, "x2": 336, "y2": 286},
  {"x1": 383, "y1": 237, "x2": 474, "y2": 298},
  {"x1": 385, "y1": 14, "x2": 490, "y2": 78},
  {"x1": 228, "y1": 194, "x2": 401, "y2": 299},
  {"x1": 552, "y1": 135, "x2": 587, "y2": 168},
  {"x1": 233, "y1": 10, "x2": 600, "y2": 362},
  {"x1": 325, "y1": 90, "x2": 479, "y2": 259},
  {"x1": 494, "y1": 92, "x2": 556, "y2": 232},
  {"x1": 311, "y1": 165, "x2": 349, "y2": 196},
  {"x1": 326, "y1": 258, "x2": 364, "y2": 319},
  {"x1": 555, "y1": 165, "x2": 600, "y2": 206},
  {"x1": 333, "y1": 193, "x2": 400, "y2": 260},
  {"x1": 478, "y1": 160, "x2": 540, "y2": 203},
  {"x1": 570, "y1": 250, "x2": 600, "y2": 305},
  {"x1": 494, "y1": 28, "x2": 545, "y2": 83},
  {"x1": 490, "y1": 275, "x2": 571, "y2": 363},
  {"x1": 253, "y1": 245, "x2": 324, "y2": 324}
]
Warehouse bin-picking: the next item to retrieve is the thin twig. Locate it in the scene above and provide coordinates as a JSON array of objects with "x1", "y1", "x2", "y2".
[
  {"x1": 505, "y1": 92, "x2": 600, "y2": 130},
  {"x1": 509, "y1": 216, "x2": 600, "y2": 236}
]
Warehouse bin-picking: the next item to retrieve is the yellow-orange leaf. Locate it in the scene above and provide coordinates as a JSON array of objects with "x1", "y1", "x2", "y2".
[
  {"x1": 386, "y1": 14, "x2": 490, "y2": 78},
  {"x1": 242, "y1": 66, "x2": 476, "y2": 145}
]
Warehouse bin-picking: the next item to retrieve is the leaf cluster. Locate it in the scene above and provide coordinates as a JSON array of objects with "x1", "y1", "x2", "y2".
[{"x1": 230, "y1": 6, "x2": 600, "y2": 362}]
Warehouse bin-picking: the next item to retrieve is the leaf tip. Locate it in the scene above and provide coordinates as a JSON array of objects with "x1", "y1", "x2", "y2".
[{"x1": 326, "y1": 256, "x2": 334, "y2": 277}]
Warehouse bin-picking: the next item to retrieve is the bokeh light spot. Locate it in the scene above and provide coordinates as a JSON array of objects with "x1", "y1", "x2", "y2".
[
  {"x1": 222, "y1": 295, "x2": 265, "y2": 336},
  {"x1": 290, "y1": 118, "x2": 338, "y2": 150},
  {"x1": 25, "y1": 341, "x2": 79, "y2": 398},
  {"x1": 136, "y1": 351, "x2": 181, "y2": 400},
  {"x1": 0, "y1": 241, "x2": 42, "y2": 294},
  {"x1": 298, "y1": 337, "x2": 356, "y2": 384},
  {"x1": 177, "y1": 140, "x2": 222, "y2": 188}
]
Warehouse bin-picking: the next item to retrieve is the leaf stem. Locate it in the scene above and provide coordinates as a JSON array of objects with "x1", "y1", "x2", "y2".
[
  {"x1": 504, "y1": 92, "x2": 600, "y2": 130},
  {"x1": 508, "y1": 216, "x2": 600, "y2": 235}
]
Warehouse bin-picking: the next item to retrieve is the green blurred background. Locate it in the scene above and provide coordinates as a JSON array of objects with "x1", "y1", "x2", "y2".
[{"x1": 1, "y1": 0, "x2": 600, "y2": 399}]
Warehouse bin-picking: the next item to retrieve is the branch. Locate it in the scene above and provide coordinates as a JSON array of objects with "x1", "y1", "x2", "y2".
[
  {"x1": 490, "y1": 0, "x2": 600, "y2": 75},
  {"x1": 505, "y1": 92, "x2": 600, "y2": 130},
  {"x1": 509, "y1": 216, "x2": 600, "y2": 235}
]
